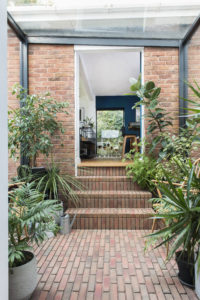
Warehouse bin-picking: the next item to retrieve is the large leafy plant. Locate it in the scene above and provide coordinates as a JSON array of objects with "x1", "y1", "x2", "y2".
[
  {"x1": 182, "y1": 81, "x2": 200, "y2": 144},
  {"x1": 147, "y1": 161, "x2": 200, "y2": 267},
  {"x1": 9, "y1": 183, "x2": 62, "y2": 268},
  {"x1": 8, "y1": 84, "x2": 68, "y2": 167},
  {"x1": 126, "y1": 144, "x2": 157, "y2": 192},
  {"x1": 128, "y1": 77, "x2": 173, "y2": 153}
]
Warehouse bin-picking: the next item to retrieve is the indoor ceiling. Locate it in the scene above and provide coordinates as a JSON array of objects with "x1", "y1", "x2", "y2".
[{"x1": 79, "y1": 50, "x2": 140, "y2": 96}]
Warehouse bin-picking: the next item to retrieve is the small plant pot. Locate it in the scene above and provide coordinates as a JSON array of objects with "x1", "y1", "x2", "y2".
[
  {"x1": 9, "y1": 251, "x2": 37, "y2": 300},
  {"x1": 175, "y1": 251, "x2": 195, "y2": 288}
]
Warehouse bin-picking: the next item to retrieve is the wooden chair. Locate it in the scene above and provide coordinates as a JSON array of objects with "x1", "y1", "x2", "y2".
[{"x1": 122, "y1": 135, "x2": 139, "y2": 158}]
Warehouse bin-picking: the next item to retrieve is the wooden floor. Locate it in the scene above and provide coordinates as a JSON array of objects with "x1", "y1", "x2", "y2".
[{"x1": 78, "y1": 159, "x2": 130, "y2": 167}]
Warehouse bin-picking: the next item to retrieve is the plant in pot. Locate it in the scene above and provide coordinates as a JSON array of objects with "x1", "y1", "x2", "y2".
[
  {"x1": 8, "y1": 84, "x2": 68, "y2": 174},
  {"x1": 9, "y1": 182, "x2": 62, "y2": 300},
  {"x1": 33, "y1": 160, "x2": 83, "y2": 226},
  {"x1": 146, "y1": 161, "x2": 200, "y2": 288}
]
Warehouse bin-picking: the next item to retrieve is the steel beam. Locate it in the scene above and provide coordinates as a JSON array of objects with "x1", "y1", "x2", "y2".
[
  {"x1": 181, "y1": 14, "x2": 200, "y2": 46},
  {"x1": 28, "y1": 36, "x2": 180, "y2": 48},
  {"x1": 20, "y1": 41, "x2": 29, "y2": 165},
  {"x1": 7, "y1": 11, "x2": 27, "y2": 42},
  {"x1": 179, "y1": 42, "x2": 188, "y2": 128}
]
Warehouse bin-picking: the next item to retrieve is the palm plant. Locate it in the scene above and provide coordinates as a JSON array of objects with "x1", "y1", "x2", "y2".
[
  {"x1": 147, "y1": 162, "x2": 200, "y2": 276},
  {"x1": 34, "y1": 162, "x2": 83, "y2": 208},
  {"x1": 9, "y1": 183, "x2": 62, "y2": 268}
]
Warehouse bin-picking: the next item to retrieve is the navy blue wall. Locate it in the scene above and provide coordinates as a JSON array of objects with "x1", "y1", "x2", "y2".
[{"x1": 96, "y1": 95, "x2": 140, "y2": 136}]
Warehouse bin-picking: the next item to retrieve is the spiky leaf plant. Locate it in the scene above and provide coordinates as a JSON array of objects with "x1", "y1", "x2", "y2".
[
  {"x1": 34, "y1": 162, "x2": 83, "y2": 208},
  {"x1": 146, "y1": 161, "x2": 200, "y2": 270}
]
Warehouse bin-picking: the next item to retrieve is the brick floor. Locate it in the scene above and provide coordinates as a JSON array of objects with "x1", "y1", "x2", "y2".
[{"x1": 31, "y1": 230, "x2": 198, "y2": 300}]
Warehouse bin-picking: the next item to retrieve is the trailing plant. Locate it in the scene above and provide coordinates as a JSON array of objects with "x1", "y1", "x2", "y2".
[
  {"x1": 128, "y1": 76, "x2": 173, "y2": 153},
  {"x1": 8, "y1": 84, "x2": 68, "y2": 167},
  {"x1": 146, "y1": 161, "x2": 200, "y2": 269},
  {"x1": 9, "y1": 183, "x2": 62, "y2": 268},
  {"x1": 34, "y1": 161, "x2": 83, "y2": 207}
]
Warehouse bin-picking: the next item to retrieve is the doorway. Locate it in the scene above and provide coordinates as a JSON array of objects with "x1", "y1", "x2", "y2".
[
  {"x1": 75, "y1": 46, "x2": 144, "y2": 171},
  {"x1": 97, "y1": 110, "x2": 124, "y2": 158}
]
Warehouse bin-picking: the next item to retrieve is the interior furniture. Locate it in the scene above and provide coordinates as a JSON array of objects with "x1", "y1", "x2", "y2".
[{"x1": 122, "y1": 135, "x2": 139, "y2": 158}]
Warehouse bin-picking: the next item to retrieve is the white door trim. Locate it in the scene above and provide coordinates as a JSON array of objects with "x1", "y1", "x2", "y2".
[{"x1": 74, "y1": 45, "x2": 144, "y2": 175}]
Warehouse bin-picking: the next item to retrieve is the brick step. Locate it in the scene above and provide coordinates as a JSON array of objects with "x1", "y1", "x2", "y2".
[
  {"x1": 70, "y1": 190, "x2": 152, "y2": 208},
  {"x1": 75, "y1": 176, "x2": 142, "y2": 191},
  {"x1": 77, "y1": 166, "x2": 126, "y2": 176},
  {"x1": 66, "y1": 208, "x2": 154, "y2": 230}
]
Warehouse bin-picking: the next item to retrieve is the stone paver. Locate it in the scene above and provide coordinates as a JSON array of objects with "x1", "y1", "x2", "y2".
[{"x1": 31, "y1": 230, "x2": 198, "y2": 300}]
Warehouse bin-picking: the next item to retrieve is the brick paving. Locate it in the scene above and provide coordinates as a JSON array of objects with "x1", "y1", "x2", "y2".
[{"x1": 30, "y1": 230, "x2": 198, "y2": 300}]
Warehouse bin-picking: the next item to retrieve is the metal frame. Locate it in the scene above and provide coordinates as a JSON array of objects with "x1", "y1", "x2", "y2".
[
  {"x1": 7, "y1": 11, "x2": 26, "y2": 43},
  {"x1": 27, "y1": 36, "x2": 180, "y2": 47},
  {"x1": 19, "y1": 40, "x2": 29, "y2": 165},
  {"x1": 7, "y1": 12, "x2": 29, "y2": 164},
  {"x1": 179, "y1": 14, "x2": 200, "y2": 127},
  {"x1": 6, "y1": 11, "x2": 200, "y2": 131},
  {"x1": 20, "y1": 41, "x2": 28, "y2": 92}
]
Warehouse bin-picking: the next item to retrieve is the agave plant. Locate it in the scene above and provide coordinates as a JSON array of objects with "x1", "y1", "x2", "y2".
[
  {"x1": 9, "y1": 183, "x2": 62, "y2": 268},
  {"x1": 34, "y1": 162, "x2": 83, "y2": 207},
  {"x1": 147, "y1": 161, "x2": 200, "y2": 268}
]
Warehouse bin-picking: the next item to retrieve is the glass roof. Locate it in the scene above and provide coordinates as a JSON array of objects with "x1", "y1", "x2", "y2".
[{"x1": 7, "y1": 0, "x2": 200, "y2": 39}]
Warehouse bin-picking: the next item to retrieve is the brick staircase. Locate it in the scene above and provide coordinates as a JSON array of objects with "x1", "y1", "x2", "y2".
[{"x1": 65, "y1": 164, "x2": 154, "y2": 230}]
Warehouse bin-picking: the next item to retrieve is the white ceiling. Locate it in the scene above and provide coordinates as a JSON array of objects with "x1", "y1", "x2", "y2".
[{"x1": 79, "y1": 50, "x2": 140, "y2": 96}]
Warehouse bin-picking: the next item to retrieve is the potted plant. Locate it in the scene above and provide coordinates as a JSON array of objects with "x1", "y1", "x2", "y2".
[
  {"x1": 8, "y1": 84, "x2": 68, "y2": 171},
  {"x1": 34, "y1": 161, "x2": 83, "y2": 225},
  {"x1": 147, "y1": 161, "x2": 200, "y2": 288},
  {"x1": 9, "y1": 183, "x2": 62, "y2": 300}
]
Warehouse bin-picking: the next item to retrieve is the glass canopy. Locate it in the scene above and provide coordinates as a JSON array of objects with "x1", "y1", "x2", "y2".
[{"x1": 7, "y1": 0, "x2": 200, "y2": 39}]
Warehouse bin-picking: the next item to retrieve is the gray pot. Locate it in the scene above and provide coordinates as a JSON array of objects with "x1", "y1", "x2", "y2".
[
  {"x1": 9, "y1": 252, "x2": 37, "y2": 300},
  {"x1": 195, "y1": 254, "x2": 200, "y2": 298}
]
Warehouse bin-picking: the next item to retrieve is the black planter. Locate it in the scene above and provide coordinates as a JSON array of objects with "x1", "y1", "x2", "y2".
[
  {"x1": 31, "y1": 167, "x2": 46, "y2": 177},
  {"x1": 175, "y1": 251, "x2": 195, "y2": 288},
  {"x1": 31, "y1": 167, "x2": 49, "y2": 199}
]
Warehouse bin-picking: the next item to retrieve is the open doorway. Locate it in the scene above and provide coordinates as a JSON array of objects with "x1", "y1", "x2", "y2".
[
  {"x1": 75, "y1": 46, "x2": 143, "y2": 168},
  {"x1": 97, "y1": 110, "x2": 124, "y2": 158}
]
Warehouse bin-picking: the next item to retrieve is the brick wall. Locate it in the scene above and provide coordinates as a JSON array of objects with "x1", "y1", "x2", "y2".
[
  {"x1": 188, "y1": 24, "x2": 200, "y2": 92},
  {"x1": 144, "y1": 48, "x2": 179, "y2": 135},
  {"x1": 8, "y1": 41, "x2": 181, "y2": 177},
  {"x1": 188, "y1": 23, "x2": 200, "y2": 159},
  {"x1": 7, "y1": 26, "x2": 20, "y2": 180},
  {"x1": 28, "y1": 44, "x2": 75, "y2": 175}
]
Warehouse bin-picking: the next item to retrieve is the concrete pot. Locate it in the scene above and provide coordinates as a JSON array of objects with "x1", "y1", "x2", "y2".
[
  {"x1": 195, "y1": 255, "x2": 200, "y2": 298},
  {"x1": 9, "y1": 252, "x2": 37, "y2": 300}
]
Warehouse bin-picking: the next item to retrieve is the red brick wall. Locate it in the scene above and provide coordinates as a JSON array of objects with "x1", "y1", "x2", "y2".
[
  {"x1": 8, "y1": 26, "x2": 20, "y2": 180},
  {"x1": 8, "y1": 41, "x2": 181, "y2": 177},
  {"x1": 28, "y1": 44, "x2": 75, "y2": 175},
  {"x1": 144, "y1": 48, "x2": 179, "y2": 134},
  {"x1": 188, "y1": 24, "x2": 200, "y2": 159},
  {"x1": 188, "y1": 24, "x2": 200, "y2": 92}
]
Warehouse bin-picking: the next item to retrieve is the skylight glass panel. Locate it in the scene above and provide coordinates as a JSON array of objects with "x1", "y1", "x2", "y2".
[{"x1": 7, "y1": 0, "x2": 200, "y2": 39}]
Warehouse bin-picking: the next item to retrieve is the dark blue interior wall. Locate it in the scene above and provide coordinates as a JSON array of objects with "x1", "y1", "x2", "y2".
[{"x1": 96, "y1": 95, "x2": 140, "y2": 136}]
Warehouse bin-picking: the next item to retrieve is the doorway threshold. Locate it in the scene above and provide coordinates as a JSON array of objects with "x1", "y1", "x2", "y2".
[{"x1": 78, "y1": 159, "x2": 130, "y2": 167}]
